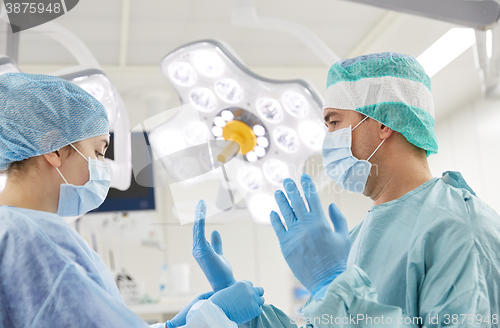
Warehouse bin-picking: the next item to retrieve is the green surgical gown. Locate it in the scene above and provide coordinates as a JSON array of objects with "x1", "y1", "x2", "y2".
[{"x1": 244, "y1": 177, "x2": 500, "y2": 327}]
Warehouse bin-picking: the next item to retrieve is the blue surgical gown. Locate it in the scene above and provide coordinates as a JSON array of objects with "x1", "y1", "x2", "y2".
[
  {"x1": 0, "y1": 206, "x2": 235, "y2": 328},
  {"x1": 244, "y1": 177, "x2": 500, "y2": 327}
]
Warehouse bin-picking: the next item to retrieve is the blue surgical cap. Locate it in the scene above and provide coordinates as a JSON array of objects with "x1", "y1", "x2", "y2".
[
  {"x1": 0, "y1": 73, "x2": 109, "y2": 170},
  {"x1": 324, "y1": 52, "x2": 438, "y2": 156}
]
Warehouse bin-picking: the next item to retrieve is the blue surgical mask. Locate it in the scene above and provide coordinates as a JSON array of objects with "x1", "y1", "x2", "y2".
[
  {"x1": 322, "y1": 116, "x2": 385, "y2": 193},
  {"x1": 55, "y1": 144, "x2": 110, "y2": 217}
]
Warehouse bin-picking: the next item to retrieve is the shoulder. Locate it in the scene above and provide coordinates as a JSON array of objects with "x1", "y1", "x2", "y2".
[
  {"x1": 0, "y1": 206, "x2": 32, "y2": 237},
  {"x1": 420, "y1": 179, "x2": 475, "y2": 226},
  {"x1": 0, "y1": 206, "x2": 56, "y2": 254},
  {"x1": 0, "y1": 206, "x2": 68, "y2": 272},
  {"x1": 424, "y1": 179, "x2": 499, "y2": 228},
  {"x1": 415, "y1": 179, "x2": 500, "y2": 254}
]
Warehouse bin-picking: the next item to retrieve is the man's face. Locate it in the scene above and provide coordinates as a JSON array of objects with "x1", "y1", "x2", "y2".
[
  {"x1": 323, "y1": 108, "x2": 385, "y2": 191},
  {"x1": 323, "y1": 108, "x2": 377, "y2": 160}
]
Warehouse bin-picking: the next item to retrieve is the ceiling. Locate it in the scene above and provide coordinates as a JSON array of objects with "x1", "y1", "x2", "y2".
[
  {"x1": 13, "y1": 0, "x2": 486, "y2": 122},
  {"x1": 18, "y1": 0, "x2": 389, "y2": 66}
]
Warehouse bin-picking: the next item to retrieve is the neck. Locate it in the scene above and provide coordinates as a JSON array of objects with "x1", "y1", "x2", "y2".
[
  {"x1": 0, "y1": 174, "x2": 60, "y2": 213},
  {"x1": 368, "y1": 155, "x2": 433, "y2": 206}
]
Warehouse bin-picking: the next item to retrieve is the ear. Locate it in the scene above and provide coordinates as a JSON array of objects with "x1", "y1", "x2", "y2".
[
  {"x1": 43, "y1": 151, "x2": 63, "y2": 169},
  {"x1": 380, "y1": 124, "x2": 393, "y2": 140}
]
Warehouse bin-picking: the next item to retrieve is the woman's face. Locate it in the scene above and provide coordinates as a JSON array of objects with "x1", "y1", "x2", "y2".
[{"x1": 58, "y1": 134, "x2": 109, "y2": 186}]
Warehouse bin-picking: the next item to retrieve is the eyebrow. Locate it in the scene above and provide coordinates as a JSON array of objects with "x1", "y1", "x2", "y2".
[{"x1": 324, "y1": 111, "x2": 340, "y2": 123}]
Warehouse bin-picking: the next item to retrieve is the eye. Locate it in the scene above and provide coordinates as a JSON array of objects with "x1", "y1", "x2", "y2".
[
  {"x1": 96, "y1": 151, "x2": 104, "y2": 158},
  {"x1": 329, "y1": 121, "x2": 338, "y2": 127}
]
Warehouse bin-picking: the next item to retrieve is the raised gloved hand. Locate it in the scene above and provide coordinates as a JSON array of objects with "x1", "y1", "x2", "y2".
[
  {"x1": 210, "y1": 281, "x2": 265, "y2": 325},
  {"x1": 165, "y1": 291, "x2": 214, "y2": 328},
  {"x1": 192, "y1": 200, "x2": 236, "y2": 292},
  {"x1": 270, "y1": 173, "x2": 351, "y2": 297}
]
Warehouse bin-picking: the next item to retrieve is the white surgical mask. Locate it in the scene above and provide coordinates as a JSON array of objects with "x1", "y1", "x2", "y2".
[
  {"x1": 322, "y1": 116, "x2": 385, "y2": 193},
  {"x1": 55, "y1": 144, "x2": 110, "y2": 217}
]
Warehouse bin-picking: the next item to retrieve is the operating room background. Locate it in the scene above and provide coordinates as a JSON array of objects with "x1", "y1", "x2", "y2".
[{"x1": 6, "y1": 0, "x2": 500, "y2": 320}]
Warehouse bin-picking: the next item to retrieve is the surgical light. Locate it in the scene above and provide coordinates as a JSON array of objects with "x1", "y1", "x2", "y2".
[
  {"x1": 263, "y1": 159, "x2": 289, "y2": 186},
  {"x1": 215, "y1": 78, "x2": 243, "y2": 103},
  {"x1": 169, "y1": 61, "x2": 197, "y2": 86},
  {"x1": 273, "y1": 126, "x2": 300, "y2": 153},
  {"x1": 173, "y1": 156, "x2": 202, "y2": 182},
  {"x1": 254, "y1": 145, "x2": 266, "y2": 158},
  {"x1": 159, "y1": 40, "x2": 324, "y2": 224},
  {"x1": 212, "y1": 126, "x2": 223, "y2": 137},
  {"x1": 238, "y1": 166, "x2": 264, "y2": 191},
  {"x1": 77, "y1": 79, "x2": 104, "y2": 101},
  {"x1": 214, "y1": 116, "x2": 227, "y2": 127},
  {"x1": 152, "y1": 128, "x2": 185, "y2": 158},
  {"x1": 246, "y1": 151, "x2": 258, "y2": 163},
  {"x1": 256, "y1": 97, "x2": 283, "y2": 123},
  {"x1": 210, "y1": 107, "x2": 269, "y2": 161},
  {"x1": 282, "y1": 90, "x2": 310, "y2": 118},
  {"x1": 194, "y1": 51, "x2": 224, "y2": 77},
  {"x1": 63, "y1": 71, "x2": 120, "y2": 127},
  {"x1": 221, "y1": 110, "x2": 234, "y2": 121},
  {"x1": 182, "y1": 121, "x2": 209, "y2": 145},
  {"x1": 253, "y1": 125, "x2": 265, "y2": 136},
  {"x1": 417, "y1": 28, "x2": 476, "y2": 77},
  {"x1": 257, "y1": 137, "x2": 269, "y2": 148},
  {"x1": 189, "y1": 88, "x2": 218, "y2": 112},
  {"x1": 299, "y1": 121, "x2": 326, "y2": 150}
]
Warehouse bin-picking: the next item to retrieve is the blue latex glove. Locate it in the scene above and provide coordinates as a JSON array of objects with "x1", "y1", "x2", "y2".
[
  {"x1": 166, "y1": 291, "x2": 214, "y2": 328},
  {"x1": 192, "y1": 200, "x2": 236, "y2": 292},
  {"x1": 270, "y1": 173, "x2": 351, "y2": 297},
  {"x1": 210, "y1": 281, "x2": 265, "y2": 325}
]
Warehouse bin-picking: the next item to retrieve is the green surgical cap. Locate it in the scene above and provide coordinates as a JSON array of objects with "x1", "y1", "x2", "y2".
[{"x1": 324, "y1": 52, "x2": 438, "y2": 156}]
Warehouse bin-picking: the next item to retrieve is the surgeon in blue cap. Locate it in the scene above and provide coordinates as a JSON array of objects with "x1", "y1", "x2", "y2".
[
  {"x1": 0, "y1": 73, "x2": 265, "y2": 328},
  {"x1": 192, "y1": 53, "x2": 500, "y2": 327}
]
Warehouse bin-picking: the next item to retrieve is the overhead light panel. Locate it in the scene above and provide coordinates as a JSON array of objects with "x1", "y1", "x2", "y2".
[
  {"x1": 418, "y1": 28, "x2": 476, "y2": 78},
  {"x1": 154, "y1": 40, "x2": 325, "y2": 224},
  {"x1": 487, "y1": 30, "x2": 493, "y2": 59}
]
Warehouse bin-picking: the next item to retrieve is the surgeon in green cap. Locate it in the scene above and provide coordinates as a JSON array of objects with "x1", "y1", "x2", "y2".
[{"x1": 192, "y1": 53, "x2": 500, "y2": 327}]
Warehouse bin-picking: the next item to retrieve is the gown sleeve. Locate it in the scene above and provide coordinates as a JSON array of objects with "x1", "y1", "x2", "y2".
[
  {"x1": 182, "y1": 299, "x2": 238, "y2": 328},
  {"x1": 242, "y1": 244, "x2": 491, "y2": 328},
  {"x1": 241, "y1": 304, "x2": 299, "y2": 328},
  {"x1": 300, "y1": 249, "x2": 491, "y2": 328},
  {"x1": 241, "y1": 199, "x2": 495, "y2": 328}
]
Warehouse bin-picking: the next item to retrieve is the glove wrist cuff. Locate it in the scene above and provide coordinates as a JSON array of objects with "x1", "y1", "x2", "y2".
[
  {"x1": 212, "y1": 278, "x2": 237, "y2": 292},
  {"x1": 309, "y1": 261, "x2": 347, "y2": 296}
]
